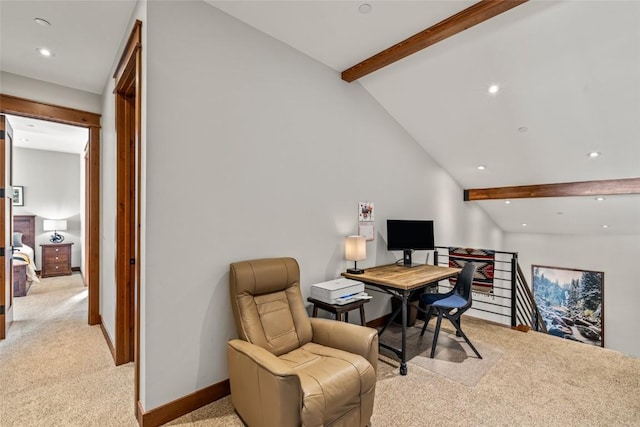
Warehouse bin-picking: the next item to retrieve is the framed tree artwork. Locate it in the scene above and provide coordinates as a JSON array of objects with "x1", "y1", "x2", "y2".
[{"x1": 532, "y1": 265, "x2": 604, "y2": 347}]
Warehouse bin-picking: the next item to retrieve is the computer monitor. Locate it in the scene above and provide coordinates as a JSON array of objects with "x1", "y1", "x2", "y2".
[{"x1": 386, "y1": 219, "x2": 435, "y2": 267}]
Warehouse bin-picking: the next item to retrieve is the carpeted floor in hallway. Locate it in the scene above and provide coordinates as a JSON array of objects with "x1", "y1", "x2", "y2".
[{"x1": 0, "y1": 274, "x2": 137, "y2": 426}]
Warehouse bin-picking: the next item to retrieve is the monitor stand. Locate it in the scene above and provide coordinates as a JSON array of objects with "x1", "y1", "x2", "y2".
[{"x1": 402, "y1": 250, "x2": 422, "y2": 267}]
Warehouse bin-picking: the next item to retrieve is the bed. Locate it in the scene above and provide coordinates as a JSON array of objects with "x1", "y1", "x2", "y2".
[{"x1": 13, "y1": 215, "x2": 39, "y2": 296}]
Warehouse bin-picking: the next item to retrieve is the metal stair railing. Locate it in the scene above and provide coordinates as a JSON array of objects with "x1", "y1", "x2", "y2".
[
  {"x1": 433, "y1": 246, "x2": 546, "y2": 332},
  {"x1": 515, "y1": 264, "x2": 547, "y2": 333}
]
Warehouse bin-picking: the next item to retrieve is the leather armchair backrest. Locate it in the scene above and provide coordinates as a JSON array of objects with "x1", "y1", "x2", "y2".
[{"x1": 230, "y1": 257, "x2": 313, "y2": 356}]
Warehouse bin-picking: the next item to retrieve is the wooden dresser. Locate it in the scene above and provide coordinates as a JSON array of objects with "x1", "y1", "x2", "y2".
[{"x1": 40, "y1": 243, "x2": 73, "y2": 278}]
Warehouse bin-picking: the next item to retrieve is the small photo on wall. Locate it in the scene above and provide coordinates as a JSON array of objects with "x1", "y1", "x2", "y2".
[
  {"x1": 13, "y1": 186, "x2": 24, "y2": 206},
  {"x1": 358, "y1": 202, "x2": 374, "y2": 222}
]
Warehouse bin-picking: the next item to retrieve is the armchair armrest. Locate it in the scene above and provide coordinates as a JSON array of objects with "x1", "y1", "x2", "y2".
[
  {"x1": 227, "y1": 339, "x2": 302, "y2": 427},
  {"x1": 310, "y1": 318, "x2": 378, "y2": 372}
]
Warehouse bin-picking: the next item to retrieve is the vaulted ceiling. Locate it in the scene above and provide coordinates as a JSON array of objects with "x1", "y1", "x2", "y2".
[{"x1": 2, "y1": 1, "x2": 639, "y2": 235}]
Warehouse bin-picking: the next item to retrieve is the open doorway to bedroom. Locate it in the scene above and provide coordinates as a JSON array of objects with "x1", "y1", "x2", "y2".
[
  {"x1": 0, "y1": 95, "x2": 101, "y2": 332},
  {"x1": 8, "y1": 114, "x2": 88, "y2": 295}
]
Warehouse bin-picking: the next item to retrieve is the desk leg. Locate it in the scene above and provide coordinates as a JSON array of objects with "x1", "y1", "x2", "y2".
[
  {"x1": 359, "y1": 304, "x2": 366, "y2": 326},
  {"x1": 400, "y1": 290, "x2": 408, "y2": 375}
]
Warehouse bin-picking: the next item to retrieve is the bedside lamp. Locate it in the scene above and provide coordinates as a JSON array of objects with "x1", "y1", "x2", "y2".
[
  {"x1": 345, "y1": 235, "x2": 366, "y2": 274},
  {"x1": 43, "y1": 219, "x2": 67, "y2": 243}
]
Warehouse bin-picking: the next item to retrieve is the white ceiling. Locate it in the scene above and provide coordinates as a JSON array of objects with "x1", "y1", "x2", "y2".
[
  {"x1": 0, "y1": 0, "x2": 137, "y2": 94},
  {"x1": 1, "y1": 0, "x2": 135, "y2": 155},
  {"x1": 1, "y1": 1, "x2": 638, "y2": 235},
  {"x1": 6, "y1": 115, "x2": 87, "y2": 155}
]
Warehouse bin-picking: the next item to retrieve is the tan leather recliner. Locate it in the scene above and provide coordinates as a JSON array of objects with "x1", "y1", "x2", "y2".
[{"x1": 227, "y1": 257, "x2": 378, "y2": 427}]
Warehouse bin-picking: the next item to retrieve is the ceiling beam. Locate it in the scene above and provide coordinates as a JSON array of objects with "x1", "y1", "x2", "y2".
[
  {"x1": 341, "y1": 0, "x2": 528, "y2": 82},
  {"x1": 464, "y1": 178, "x2": 640, "y2": 201}
]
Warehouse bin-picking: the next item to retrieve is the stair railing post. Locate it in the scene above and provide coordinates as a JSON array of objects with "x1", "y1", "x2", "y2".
[{"x1": 511, "y1": 254, "x2": 517, "y2": 328}]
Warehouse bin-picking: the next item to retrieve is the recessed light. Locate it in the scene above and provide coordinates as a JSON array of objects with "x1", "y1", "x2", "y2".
[
  {"x1": 602, "y1": 224, "x2": 609, "y2": 229},
  {"x1": 488, "y1": 84, "x2": 499, "y2": 95},
  {"x1": 556, "y1": 211, "x2": 564, "y2": 215},
  {"x1": 521, "y1": 223, "x2": 528, "y2": 227},
  {"x1": 476, "y1": 165, "x2": 486, "y2": 170},
  {"x1": 595, "y1": 197, "x2": 605, "y2": 201},
  {"x1": 34, "y1": 17, "x2": 51, "y2": 27},
  {"x1": 518, "y1": 127, "x2": 528, "y2": 133},
  {"x1": 37, "y1": 47, "x2": 53, "y2": 57},
  {"x1": 505, "y1": 200, "x2": 511, "y2": 204},
  {"x1": 358, "y1": 3, "x2": 372, "y2": 14},
  {"x1": 587, "y1": 151, "x2": 601, "y2": 158}
]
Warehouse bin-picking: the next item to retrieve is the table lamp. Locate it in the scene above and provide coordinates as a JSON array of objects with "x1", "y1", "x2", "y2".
[
  {"x1": 43, "y1": 219, "x2": 67, "y2": 243},
  {"x1": 345, "y1": 235, "x2": 366, "y2": 274}
]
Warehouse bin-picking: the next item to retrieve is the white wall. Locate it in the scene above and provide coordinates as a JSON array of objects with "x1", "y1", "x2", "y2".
[
  {"x1": 141, "y1": 0, "x2": 502, "y2": 411},
  {"x1": 505, "y1": 233, "x2": 640, "y2": 357},
  {"x1": 13, "y1": 147, "x2": 83, "y2": 270},
  {"x1": 0, "y1": 71, "x2": 102, "y2": 114}
]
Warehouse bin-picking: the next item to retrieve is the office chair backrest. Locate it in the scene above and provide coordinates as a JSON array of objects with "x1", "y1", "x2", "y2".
[{"x1": 455, "y1": 262, "x2": 478, "y2": 302}]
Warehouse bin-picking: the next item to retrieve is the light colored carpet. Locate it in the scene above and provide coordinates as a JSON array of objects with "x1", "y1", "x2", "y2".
[
  {"x1": 0, "y1": 274, "x2": 137, "y2": 427},
  {"x1": 2, "y1": 277, "x2": 640, "y2": 426}
]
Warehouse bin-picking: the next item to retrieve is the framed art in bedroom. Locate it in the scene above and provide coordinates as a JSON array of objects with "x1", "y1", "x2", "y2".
[
  {"x1": 532, "y1": 265, "x2": 604, "y2": 347},
  {"x1": 12, "y1": 186, "x2": 24, "y2": 206}
]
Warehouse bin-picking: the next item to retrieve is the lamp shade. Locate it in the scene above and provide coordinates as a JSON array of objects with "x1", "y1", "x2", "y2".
[
  {"x1": 345, "y1": 235, "x2": 366, "y2": 261},
  {"x1": 43, "y1": 219, "x2": 67, "y2": 231}
]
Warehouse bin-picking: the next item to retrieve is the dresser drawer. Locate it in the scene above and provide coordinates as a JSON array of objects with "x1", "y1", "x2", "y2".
[{"x1": 43, "y1": 251, "x2": 70, "y2": 264}]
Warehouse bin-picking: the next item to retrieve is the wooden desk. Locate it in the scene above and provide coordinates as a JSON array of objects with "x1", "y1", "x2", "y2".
[{"x1": 343, "y1": 263, "x2": 459, "y2": 375}]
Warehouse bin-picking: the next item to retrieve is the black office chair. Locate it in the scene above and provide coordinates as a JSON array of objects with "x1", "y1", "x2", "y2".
[{"x1": 419, "y1": 262, "x2": 482, "y2": 359}]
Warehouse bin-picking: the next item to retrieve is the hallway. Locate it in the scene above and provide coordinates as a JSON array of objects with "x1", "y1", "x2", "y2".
[{"x1": 0, "y1": 274, "x2": 136, "y2": 426}]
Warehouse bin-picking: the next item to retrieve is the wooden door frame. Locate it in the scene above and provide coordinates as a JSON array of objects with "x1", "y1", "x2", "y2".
[
  {"x1": 0, "y1": 94, "x2": 101, "y2": 326},
  {"x1": 113, "y1": 19, "x2": 142, "y2": 414},
  {"x1": 0, "y1": 115, "x2": 13, "y2": 339}
]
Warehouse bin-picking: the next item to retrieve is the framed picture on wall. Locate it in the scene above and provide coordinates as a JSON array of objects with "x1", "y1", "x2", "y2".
[
  {"x1": 532, "y1": 265, "x2": 604, "y2": 347},
  {"x1": 12, "y1": 186, "x2": 24, "y2": 206}
]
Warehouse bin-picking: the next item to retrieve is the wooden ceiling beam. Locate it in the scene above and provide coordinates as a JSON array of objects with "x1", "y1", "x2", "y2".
[
  {"x1": 464, "y1": 178, "x2": 640, "y2": 201},
  {"x1": 341, "y1": 0, "x2": 528, "y2": 82}
]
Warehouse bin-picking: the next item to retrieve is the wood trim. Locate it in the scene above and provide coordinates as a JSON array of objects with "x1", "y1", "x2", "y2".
[
  {"x1": 138, "y1": 380, "x2": 231, "y2": 427},
  {"x1": 0, "y1": 115, "x2": 12, "y2": 339},
  {"x1": 464, "y1": 177, "x2": 640, "y2": 201},
  {"x1": 87, "y1": 126, "x2": 101, "y2": 325},
  {"x1": 114, "y1": 88, "x2": 135, "y2": 366},
  {"x1": 366, "y1": 313, "x2": 392, "y2": 329},
  {"x1": 99, "y1": 317, "x2": 116, "y2": 360},
  {"x1": 367, "y1": 312, "x2": 510, "y2": 329},
  {"x1": 113, "y1": 20, "x2": 143, "y2": 417},
  {"x1": 0, "y1": 94, "x2": 100, "y2": 127},
  {"x1": 114, "y1": 20, "x2": 142, "y2": 82},
  {"x1": 341, "y1": 0, "x2": 528, "y2": 82}
]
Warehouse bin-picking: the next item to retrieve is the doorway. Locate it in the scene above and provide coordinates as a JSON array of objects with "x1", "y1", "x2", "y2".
[
  {"x1": 0, "y1": 97, "x2": 101, "y2": 330},
  {"x1": 113, "y1": 19, "x2": 142, "y2": 412}
]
